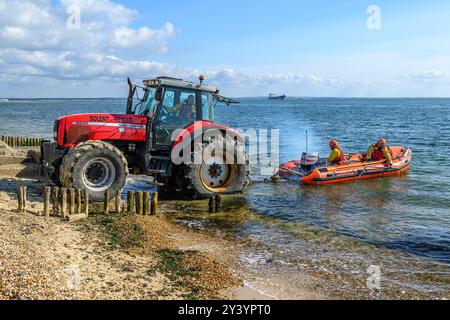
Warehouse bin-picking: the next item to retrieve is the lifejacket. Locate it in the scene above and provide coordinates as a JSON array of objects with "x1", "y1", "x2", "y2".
[
  {"x1": 179, "y1": 105, "x2": 195, "y2": 118},
  {"x1": 332, "y1": 146, "x2": 345, "y2": 164},
  {"x1": 371, "y1": 145, "x2": 389, "y2": 161}
]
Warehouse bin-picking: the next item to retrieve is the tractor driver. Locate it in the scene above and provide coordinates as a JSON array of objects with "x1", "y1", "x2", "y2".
[{"x1": 176, "y1": 95, "x2": 196, "y2": 123}]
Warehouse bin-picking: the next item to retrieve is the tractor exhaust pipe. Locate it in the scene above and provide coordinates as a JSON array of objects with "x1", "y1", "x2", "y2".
[{"x1": 126, "y1": 77, "x2": 136, "y2": 114}]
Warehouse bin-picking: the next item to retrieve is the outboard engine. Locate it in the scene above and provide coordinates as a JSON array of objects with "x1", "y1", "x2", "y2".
[{"x1": 300, "y1": 152, "x2": 319, "y2": 170}]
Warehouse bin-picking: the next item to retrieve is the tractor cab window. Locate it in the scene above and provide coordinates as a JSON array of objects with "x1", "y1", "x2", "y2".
[
  {"x1": 201, "y1": 92, "x2": 213, "y2": 121},
  {"x1": 154, "y1": 87, "x2": 198, "y2": 147},
  {"x1": 158, "y1": 88, "x2": 197, "y2": 125},
  {"x1": 138, "y1": 87, "x2": 158, "y2": 117}
]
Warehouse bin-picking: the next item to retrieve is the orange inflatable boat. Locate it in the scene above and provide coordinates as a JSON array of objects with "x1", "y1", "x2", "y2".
[{"x1": 278, "y1": 146, "x2": 412, "y2": 185}]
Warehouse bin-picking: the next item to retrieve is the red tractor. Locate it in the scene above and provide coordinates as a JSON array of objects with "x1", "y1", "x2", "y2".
[{"x1": 41, "y1": 76, "x2": 249, "y2": 201}]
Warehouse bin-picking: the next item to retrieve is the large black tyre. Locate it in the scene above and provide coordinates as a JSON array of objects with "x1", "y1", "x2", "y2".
[
  {"x1": 175, "y1": 135, "x2": 250, "y2": 199},
  {"x1": 60, "y1": 141, "x2": 128, "y2": 202}
]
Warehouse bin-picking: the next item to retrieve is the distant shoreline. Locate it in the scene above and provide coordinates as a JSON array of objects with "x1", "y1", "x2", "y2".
[{"x1": 2, "y1": 97, "x2": 450, "y2": 100}]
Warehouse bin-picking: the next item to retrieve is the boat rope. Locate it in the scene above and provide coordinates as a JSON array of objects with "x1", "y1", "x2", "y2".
[
  {"x1": 356, "y1": 166, "x2": 369, "y2": 181},
  {"x1": 279, "y1": 166, "x2": 305, "y2": 177}
]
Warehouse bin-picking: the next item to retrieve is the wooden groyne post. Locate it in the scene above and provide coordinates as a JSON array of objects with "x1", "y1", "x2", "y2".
[
  {"x1": 104, "y1": 190, "x2": 110, "y2": 215},
  {"x1": 127, "y1": 191, "x2": 135, "y2": 214},
  {"x1": 23, "y1": 186, "x2": 27, "y2": 213},
  {"x1": 69, "y1": 188, "x2": 76, "y2": 216},
  {"x1": 215, "y1": 195, "x2": 222, "y2": 212},
  {"x1": 208, "y1": 195, "x2": 215, "y2": 213},
  {"x1": 76, "y1": 189, "x2": 82, "y2": 214},
  {"x1": 135, "y1": 191, "x2": 143, "y2": 215},
  {"x1": 60, "y1": 188, "x2": 68, "y2": 218},
  {"x1": 114, "y1": 191, "x2": 121, "y2": 213},
  {"x1": 43, "y1": 186, "x2": 51, "y2": 217},
  {"x1": 17, "y1": 186, "x2": 23, "y2": 213},
  {"x1": 52, "y1": 187, "x2": 59, "y2": 216},
  {"x1": 143, "y1": 191, "x2": 150, "y2": 216},
  {"x1": 16, "y1": 186, "x2": 27, "y2": 213},
  {"x1": 151, "y1": 192, "x2": 158, "y2": 216}
]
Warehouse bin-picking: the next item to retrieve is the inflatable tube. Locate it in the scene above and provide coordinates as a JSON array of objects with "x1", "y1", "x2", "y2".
[{"x1": 278, "y1": 146, "x2": 412, "y2": 185}]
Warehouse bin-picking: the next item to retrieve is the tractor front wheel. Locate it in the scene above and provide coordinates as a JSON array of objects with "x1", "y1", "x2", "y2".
[{"x1": 60, "y1": 141, "x2": 128, "y2": 202}]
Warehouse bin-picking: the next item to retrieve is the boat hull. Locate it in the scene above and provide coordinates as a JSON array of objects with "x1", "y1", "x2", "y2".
[
  {"x1": 268, "y1": 95, "x2": 286, "y2": 100},
  {"x1": 279, "y1": 146, "x2": 412, "y2": 186}
]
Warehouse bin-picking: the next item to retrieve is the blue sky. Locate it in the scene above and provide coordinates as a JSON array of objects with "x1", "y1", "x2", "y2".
[
  {"x1": 128, "y1": 1, "x2": 449, "y2": 67},
  {"x1": 1, "y1": 0, "x2": 450, "y2": 97}
]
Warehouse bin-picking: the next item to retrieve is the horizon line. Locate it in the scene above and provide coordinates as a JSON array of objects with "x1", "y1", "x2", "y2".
[{"x1": 3, "y1": 96, "x2": 450, "y2": 100}]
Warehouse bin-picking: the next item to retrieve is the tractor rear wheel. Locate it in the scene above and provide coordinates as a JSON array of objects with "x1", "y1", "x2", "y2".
[
  {"x1": 60, "y1": 141, "x2": 128, "y2": 202},
  {"x1": 176, "y1": 135, "x2": 249, "y2": 198}
]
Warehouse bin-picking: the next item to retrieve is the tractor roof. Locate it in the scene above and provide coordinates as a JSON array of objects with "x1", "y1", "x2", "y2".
[{"x1": 143, "y1": 76, "x2": 218, "y2": 93}]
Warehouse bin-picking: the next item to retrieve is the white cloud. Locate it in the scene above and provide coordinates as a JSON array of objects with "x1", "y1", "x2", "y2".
[
  {"x1": 60, "y1": 0, "x2": 137, "y2": 26},
  {"x1": 0, "y1": 0, "x2": 372, "y2": 97},
  {"x1": 404, "y1": 70, "x2": 449, "y2": 82},
  {"x1": 112, "y1": 23, "x2": 176, "y2": 52},
  {"x1": 205, "y1": 69, "x2": 325, "y2": 86},
  {"x1": 1, "y1": 26, "x2": 26, "y2": 40},
  {"x1": 0, "y1": 0, "x2": 176, "y2": 52},
  {"x1": 0, "y1": 0, "x2": 181, "y2": 96}
]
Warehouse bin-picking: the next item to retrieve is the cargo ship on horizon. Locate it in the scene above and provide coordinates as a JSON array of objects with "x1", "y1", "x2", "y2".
[{"x1": 268, "y1": 93, "x2": 286, "y2": 100}]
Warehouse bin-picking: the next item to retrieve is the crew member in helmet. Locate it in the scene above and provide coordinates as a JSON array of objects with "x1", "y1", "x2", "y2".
[
  {"x1": 366, "y1": 138, "x2": 393, "y2": 165},
  {"x1": 327, "y1": 140, "x2": 345, "y2": 164}
]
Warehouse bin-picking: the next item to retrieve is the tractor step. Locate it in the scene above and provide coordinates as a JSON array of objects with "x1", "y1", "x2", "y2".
[
  {"x1": 145, "y1": 153, "x2": 172, "y2": 177},
  {"x1": 146, "y1": 169, "x2": 168, "y2": 175},
  {"x1": 150, "y1": 155, "x2": 171, "y2": 161}
]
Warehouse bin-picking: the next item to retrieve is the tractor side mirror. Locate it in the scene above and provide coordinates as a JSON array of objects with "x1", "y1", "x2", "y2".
[{"x1": 155, "y1": 86, "x2": 165, "y2": 102}]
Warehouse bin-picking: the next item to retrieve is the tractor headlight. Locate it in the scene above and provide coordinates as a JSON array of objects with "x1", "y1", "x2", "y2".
[
  {"x1": 53, "y1": 120, "x2": 59, "y2": 141},
  {"x1": 143, "y1": 79, "x2": 161, "y2": 87}
]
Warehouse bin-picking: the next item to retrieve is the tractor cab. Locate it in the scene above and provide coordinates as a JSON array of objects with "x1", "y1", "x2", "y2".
[{"x1": 127, "y1": 76, "x2": 238, "y2": 149}]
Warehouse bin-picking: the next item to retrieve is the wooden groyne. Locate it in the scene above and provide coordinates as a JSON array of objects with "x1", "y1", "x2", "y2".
[
  {"x1": 15, "y1": 186, "x2": 160, "y2": 221},
  {"x1": 0, "y1": 136, "x2": 43, "y2": 148},
  {"x1": 208, "y1": 195, "x2": 222, "y2": 213},
  {"x1": 14, "y1": 185, "x2": 226, "y2": 221},
  {"x1": 125, "y1": 191, "x2": 159, "y2": 216}
]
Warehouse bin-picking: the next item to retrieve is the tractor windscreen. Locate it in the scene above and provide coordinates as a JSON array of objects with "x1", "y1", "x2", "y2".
[
  {"x1": 136, "y1": 87, "x2": 158, "y2": 117},
  {"x1": 138, "y1": 86, "x2": 214, "y2": 122},
  {"x1": 152, "y1": 87, "x2": 214, "y2": 146}
]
